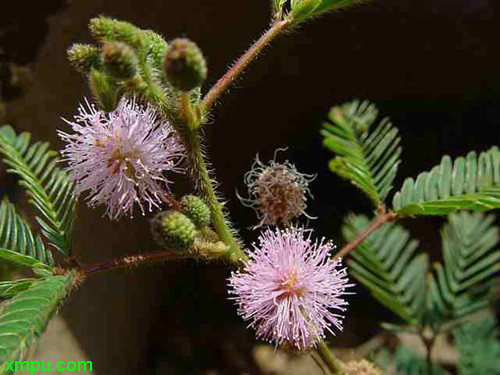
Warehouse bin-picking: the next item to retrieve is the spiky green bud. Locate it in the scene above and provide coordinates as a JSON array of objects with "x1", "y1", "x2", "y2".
[
  {"x1": 163, "y1": 38, "x2": 207, "y2": 91},
  {"x1": 101, "y1": 41, "x2": 138, "y2": 80},
  {"x1": 180, "y1": 195, "x2": 211, "y2": 227},
  {"x1": 151, "y1": 211, "x2": 196, "y2": 250},
  {"x1": 89, "y1": 68, "x2": 121, "y2": 112},
  {"x1": 67, "y1": 44, "x2": 101, "y2": 73},
  {"x1": 142, "y1": 30, "x2": 168, "y2": 71},
  {"x1": 89, "y1": 16, "x2": 143, "y2": 49}
]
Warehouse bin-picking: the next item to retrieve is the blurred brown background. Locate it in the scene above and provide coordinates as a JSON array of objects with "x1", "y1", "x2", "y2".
[{"x1": 1, "y1": 0, "x2": 499, "y2": 374}]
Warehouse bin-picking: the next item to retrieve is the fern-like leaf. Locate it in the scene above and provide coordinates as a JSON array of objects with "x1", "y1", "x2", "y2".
[
  {"x1": 322, "y1": 100, "x2": 402, "y2": 207},
  {"x1": 342, "y1": 214, "x2": 427, "y2": 324},
  {"x1": 0, "y1": 199, "x2": 53, "y2": 273},
  {"x1": 428, "y1": 212, "x2": 500, "y2": 319},
  {"x1": 392, "y1": 147, "x2": 500, "y2": 216},
  {"x1": 0, "y1": 274, "x2": 74, "y2": 374},
  {"x1": 0, "y1": 125, "x2": 76, "y2": 255},
  {"x1": 454, "y1": 311, "x2": 500, "y2": 375},
  {"x1": 0, "y1": 279, "x2": 35, "y2": 299}
]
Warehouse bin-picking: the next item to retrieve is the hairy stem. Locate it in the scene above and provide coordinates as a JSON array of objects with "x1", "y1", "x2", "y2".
[
  {"x1": 144, "y1": 86, "x2": 246, "y2": 264},
  {"x1": 333, "y1": 207, "x2": 398, "y2": 262},
  {"x1": 202, "y1": 19, "x2": 290, "y2": 111},
  {"x1": 315, "y1": 341, "x2": 344, "y2": 374},
  {"x1": 82, "y1": 250, "x2": 193, "y2": 275},
  {"x1": 180, "y1": 91, "x2": 197, "y2": 129},
  {"x1": 183, "y1": 130, "x2": 247, "y2": 263}
]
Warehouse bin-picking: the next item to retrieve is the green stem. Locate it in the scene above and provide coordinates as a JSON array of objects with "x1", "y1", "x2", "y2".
[
  {"x1": 144, "y1": 87, "x2": 246, "y2": 264},
  {"x1": 315, "y1": 341, "x2": 344, "y2": 374},
  {"x1": 183, "y1": 130, "x2": 247, "y2": 263}
]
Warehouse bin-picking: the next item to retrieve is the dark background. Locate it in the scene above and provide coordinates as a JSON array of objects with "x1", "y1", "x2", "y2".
[{"x1": 1, "y1": 0, "x2": 499, "y2": 374}]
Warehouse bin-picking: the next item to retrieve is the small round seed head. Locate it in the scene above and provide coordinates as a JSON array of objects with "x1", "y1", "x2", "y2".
[
  {"x1": 180, "y1": 195, "x2": 211, "y2": 227},
  {"x1": 163, "y1": 38, "x2": 207, "y2": 91},
  {"x1": 239, "y1": 152, "x2": 315, "y2": 227},
  {"x1": 151, "y1": 211, "x2": 196, "y2": 250}
]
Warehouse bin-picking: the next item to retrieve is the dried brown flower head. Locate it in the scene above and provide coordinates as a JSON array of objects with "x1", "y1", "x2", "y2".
[{"x1": 239, "y1": 151, "x2": 315, "y2": 227}]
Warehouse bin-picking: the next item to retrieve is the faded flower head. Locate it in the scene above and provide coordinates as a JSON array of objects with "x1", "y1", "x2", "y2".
[
  {"x1": 239, "y1": 152, "x2": 315, "y2": 228},
  {"x1": 228, "y1": 227, "x2": 352, "y2": 350},
  {"x1": 59, "y1": 97, "x2": 185, "y2": 219}
]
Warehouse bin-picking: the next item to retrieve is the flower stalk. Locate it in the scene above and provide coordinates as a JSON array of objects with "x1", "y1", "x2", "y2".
[
  {"x1": 315, "y1": 341, "x2": 344, "y2": 374},
  {"x1": 202, "y1": 18, "x2": 290, "y2": 111}
]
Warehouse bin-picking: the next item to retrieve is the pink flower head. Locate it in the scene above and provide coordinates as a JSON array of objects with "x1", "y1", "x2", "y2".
[
  {"x1": 228, "y1": 227, "x2": 352, "y2": 350},
  {"x1": 59, "y1": 97, "x2": 185, "y2": 219}
]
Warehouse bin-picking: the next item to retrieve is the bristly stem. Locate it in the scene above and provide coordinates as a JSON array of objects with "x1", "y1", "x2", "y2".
[
  {"x1": 333, "y1": 206, "x2": 398, "y2": 262},
  {"x1": 202, "y1": 18, "x2": 290, "y2": 111},
  {"x1": 182, "y1": 129, "x2": 247, "y2": 263},
  {"x1": 82, "y1": 250, "x2": 193, "y2": 275},
  {"x1": 315, "y1": 341, "x2": 344, "y2": 374}
]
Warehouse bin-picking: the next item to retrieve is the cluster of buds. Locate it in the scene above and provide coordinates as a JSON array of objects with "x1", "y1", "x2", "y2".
[
  {"x1": 150, "y1": 195, "x2": 212, "y2": 251},
  {"x1": 67, "y1": 17, "x2": 207, "y2": 113}
]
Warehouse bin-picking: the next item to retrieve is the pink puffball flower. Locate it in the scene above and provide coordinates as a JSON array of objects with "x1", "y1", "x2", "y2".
[
  {"x1": 228, "y1": 227, "x2": 352, "y2": 350},
  {"x1": 58, "y1": 98, "x2": 185, "y2": 219}
]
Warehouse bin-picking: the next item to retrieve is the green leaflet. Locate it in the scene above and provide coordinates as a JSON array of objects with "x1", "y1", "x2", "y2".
[
  {"x1": 291, "y1": 0, "x2": 366, "y2": 23},
  {"x1": 0, "y1": 274, "x2": 74, "y2": 374},
  {"x1": 0, "y1": 125, "x2": 76, "y2": 255},
  {"x1": 0, "y1": 199, "x2": 53, "y2": 272},
  {"x1": 343, "y1": 214, "x2": 427, "y2": 324},
  {"x1": 454, "y1": 311, "x2": 500, "y2": 375},
  {"x1": 0, "y1": 279, "x2": 36, "y2": 299},
  {"x1": 428, "y1": 211, "x2": 500, "y2": 319},
  {"x1": 393, "y1": 147, "x2": 500, "y2": 216},
  {"x1": 322, "y1": 100, "x2": 402, "y2": 207}
]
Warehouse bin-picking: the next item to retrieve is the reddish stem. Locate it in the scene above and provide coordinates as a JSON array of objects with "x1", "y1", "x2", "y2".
[
  {"x1": 83, "y1": 250, "x2": 192, "y2": 275},
  {"x1": 333, "y1": 208, "x2": 398, "y2": 262},
  {"x1": 202, "y1": 19, "x2": 290, "y2": 111}
]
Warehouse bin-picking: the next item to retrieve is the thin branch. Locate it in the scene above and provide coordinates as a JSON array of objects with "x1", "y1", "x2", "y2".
[
  {"x1": 315, "y1": 341, "x2": 344, "y2": 374},
  {"x1": 333, "y1": 207, "x2": 398, "y2": 262},
  {"x1": 202, "y1": 19, "x2": 290, "y2": 111},
  {"x1": 82, "y1": 250, "x2": 193, "y2": 275}
]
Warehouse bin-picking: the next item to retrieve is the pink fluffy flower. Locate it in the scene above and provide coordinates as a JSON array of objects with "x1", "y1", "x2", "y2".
[
  {"x1": 59, "y1": 98, "x2": 184, "y2": 219},
  {"x1": 228, "y1": 227, "x2": 352, "y2": 349}
]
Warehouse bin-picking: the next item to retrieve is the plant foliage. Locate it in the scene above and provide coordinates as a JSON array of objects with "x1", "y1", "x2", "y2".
[
  {"x1": 0, "y1": 199, "x2": 53, "y2": 274},
  {"x1": 393, "y1": 147, "x2": 500, "y2": 216},
  {"x1": 322, "y1": 100, "x2": 402, "y2": 207},
  {"x1": 0, "y1": 274, "x2": 74, "y2": 374},
  {"x1": 342, "y1": 214, "x2": 427, "y2": 324},
  {"x1": 0, "y1": 125, "x2": 76, "y2": 255},
  {"x1": 453, "y1": 311, "x2": 500, "y2": 375},
  {"x1": 427, "y1": 211, "x2": 500, "y2": 319}
]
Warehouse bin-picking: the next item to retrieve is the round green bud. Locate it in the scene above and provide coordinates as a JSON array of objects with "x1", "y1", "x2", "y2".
[
  {"x1": 101, "y1": 41, "x2": 138, "y2": 80},
  {"x1": 163, "y1": 38, "x2": 207, "y2": 91},
  {"x1": 180, "y1": 195, "x2": 211, "y2": 227},
  {"x1": 151, "y1": 211, "x2": 196, "y2": 250}
]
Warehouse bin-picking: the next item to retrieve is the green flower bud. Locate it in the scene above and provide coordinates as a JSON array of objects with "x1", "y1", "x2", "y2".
[
  {"x1": 142, "y1": 30, "x2": 168, "y2": 72},
  {"x1": 89, "y1": 16, "x2": 143, "y2": 49},
  {"x1": 88, "y1": 68, "x2": 122, "y2": 112},
  {"x1": 151, "y1": 211, "x2": 196, "y2": 250},
  {"x1": 67, "y1": 44, "x2": 101, "y2": 74},
  {"x1": 101, "y1": 41, "x2": 138, "y2": 80},
  {"x1": 163, "y1": 38, "x2": 207, "y2": 91},
  {"x1": 180, "y1": 195, "x2": 211, "y2": 227}
]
